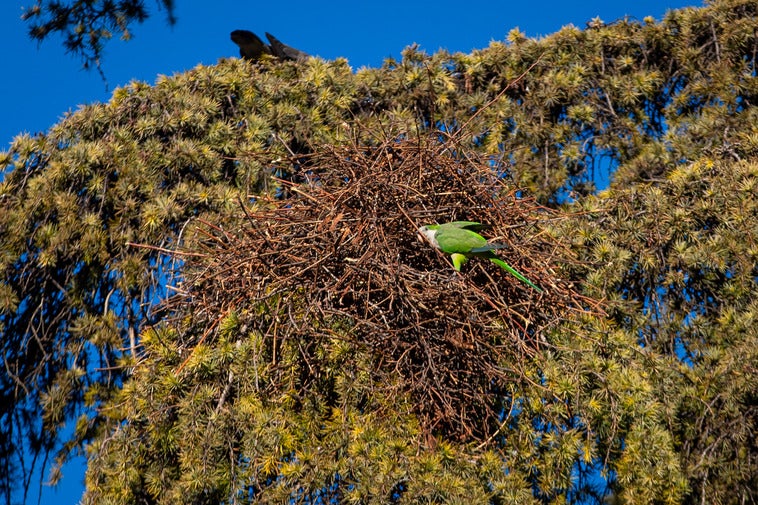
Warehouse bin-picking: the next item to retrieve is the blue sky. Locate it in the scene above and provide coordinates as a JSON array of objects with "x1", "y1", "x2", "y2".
[
  {"x1": 2, "y1": 1, "x2": 697, "y2": 503},
  {"x1": 2, "y1": 1, "x2": 699, "y2": 150}
]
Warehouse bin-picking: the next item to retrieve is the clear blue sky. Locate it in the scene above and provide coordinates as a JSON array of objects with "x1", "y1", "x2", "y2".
[{"x1": 2, "y1": 1, "x2": 697, "y2": 503}]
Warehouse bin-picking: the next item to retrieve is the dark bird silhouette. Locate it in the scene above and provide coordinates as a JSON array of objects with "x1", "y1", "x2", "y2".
[
  {"x1": 230, "y1": 30, "x2": 271, "y2": 60},
  {"x1": 265, "y1": 32, "x2": 309, "y2": 61},
  {"x1": 230, "y1": 30, "x2": 309, "y2": 62}
]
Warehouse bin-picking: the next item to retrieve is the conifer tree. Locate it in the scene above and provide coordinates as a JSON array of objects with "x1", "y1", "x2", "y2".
[{"x1": 2, "y1": 1, "x2": 757, "y2": 503}]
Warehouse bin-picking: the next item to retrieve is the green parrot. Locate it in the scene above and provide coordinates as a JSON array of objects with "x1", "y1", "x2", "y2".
[{"x1": 418, "y1": 221, "x2": 542, "y2": 292}]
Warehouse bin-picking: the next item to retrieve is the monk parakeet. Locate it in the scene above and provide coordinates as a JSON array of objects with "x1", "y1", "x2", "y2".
[{"x1": 418, "y1": 221, "x2": 542, "y2": 291}]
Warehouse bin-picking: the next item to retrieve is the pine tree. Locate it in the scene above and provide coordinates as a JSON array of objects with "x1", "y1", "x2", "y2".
[{"x1": 2, "y1": 1, "x2": 757, "y2": 503}]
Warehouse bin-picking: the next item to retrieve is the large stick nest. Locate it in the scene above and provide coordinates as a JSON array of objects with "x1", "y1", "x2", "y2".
[{"x1": 168, "y1": 137, "x2": 593, "y2": 442}]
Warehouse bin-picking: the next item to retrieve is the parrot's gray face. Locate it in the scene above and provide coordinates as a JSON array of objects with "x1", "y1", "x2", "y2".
[{"x1": 418, "y1": 226, "x2": 439, "y2": 248}]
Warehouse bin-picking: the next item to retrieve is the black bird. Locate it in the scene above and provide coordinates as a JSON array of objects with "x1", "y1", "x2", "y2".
[
  {"x1": 265, "y1": 32, "x2": 309, "y2": 61},
  {"x1": 230, "y1": 30, "x2": 308, "y2": 61},
  {"x1": 230, "y1": 30, "x2": 271, "y2": 60}
]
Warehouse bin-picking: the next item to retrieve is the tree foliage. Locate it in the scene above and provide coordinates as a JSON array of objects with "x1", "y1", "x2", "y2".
[
  {"x1": 571, "y1": 156, "x2": 758, "y2": 503},
  {"x1": 2, "y1": 0, "x2": 758, "y2": 503}
]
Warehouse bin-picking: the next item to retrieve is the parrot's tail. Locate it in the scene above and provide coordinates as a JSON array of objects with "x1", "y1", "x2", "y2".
[{"x1": 489, "y1": 257, "x2": 542, "y2": 292}]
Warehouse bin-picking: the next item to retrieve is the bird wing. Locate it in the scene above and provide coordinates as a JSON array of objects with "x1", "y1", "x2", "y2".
[
  {"x1": 265, "y1": 32, "x2": 309, "y2": 60},
  {"x1": 439, "y1": 221, "x2": 485, "y2": 231},
  {"x1": 230, "y1": 30, "x2": 271, "y2": 60},
  {"x1": 435, "y1": 227, "x2": 488, "y2": 254},
  {"x1": 470, "y1": 242, "x2": 507, "y2": 253}
]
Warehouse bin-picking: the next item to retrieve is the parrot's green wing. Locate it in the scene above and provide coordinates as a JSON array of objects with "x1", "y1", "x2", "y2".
[
  {"x1": 438, "y1": 221, "x2": 485, "y2": 231},
  {"x1": 434, "y1": 227, "x2": 489, "y2": 254},
  {"x1": 470, "y1": 244, "x2": 503, "y2": 253}
]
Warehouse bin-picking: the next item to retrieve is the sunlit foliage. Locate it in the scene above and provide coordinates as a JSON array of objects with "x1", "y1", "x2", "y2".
[{"x1": 2, "y1": 1, "x2": 757, "y2": 503}]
